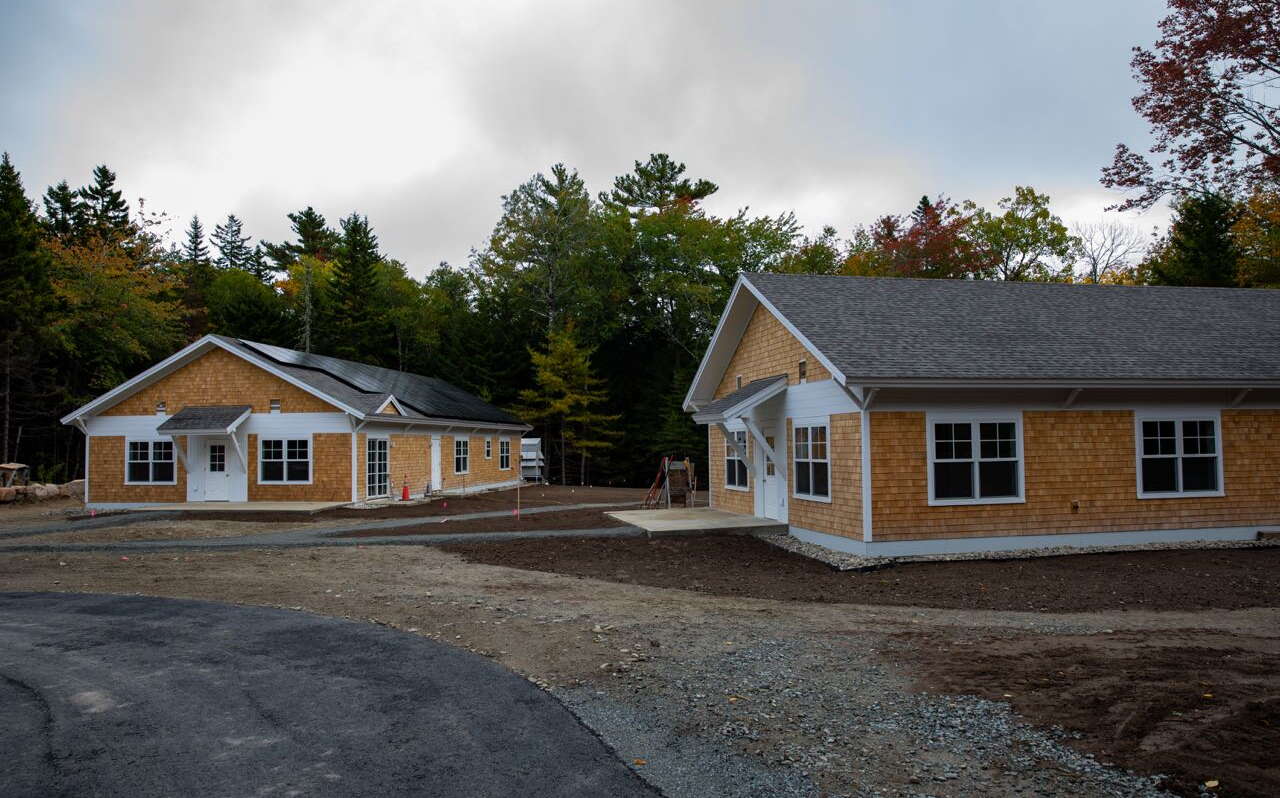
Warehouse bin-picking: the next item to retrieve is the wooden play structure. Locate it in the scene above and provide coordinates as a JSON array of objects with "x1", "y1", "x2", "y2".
[{"x1": 643, "y1": 456, "x2": 698, "y2": 509}]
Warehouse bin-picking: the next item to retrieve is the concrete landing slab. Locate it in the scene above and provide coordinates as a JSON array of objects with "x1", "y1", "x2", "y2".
[
  {"x1": 607, "y1": 508, "x2": 785, "y2": 535},
  {"x1": 137, "y1": 501, "x2": 347, "y2": 514}
]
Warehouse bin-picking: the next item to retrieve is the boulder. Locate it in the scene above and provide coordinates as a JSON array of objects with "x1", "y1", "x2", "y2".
[{"x1": 0, "y1": 487, "x2": 15, "y2": 503}]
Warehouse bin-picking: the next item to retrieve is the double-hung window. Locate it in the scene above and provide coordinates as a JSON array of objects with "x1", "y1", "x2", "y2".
[
  {"x1": 498, "y1": 438, "x2": 511, "y2": 470},
  {"x1": 928, "y1": 416, "x2": 1022, "y2": 504},
  {"x1": 455, "y1": 438, "x2": 469, "y2": 474},
  {"x1": 484, "y1": 437, "x2": 493, "y2": 459},
  {"x1": 724, "y1": 430, "x2": 748, "y2": 489},
  {"x1": 126, "y1": 440, "x2": 175, "y2": 484},
  {"x1": 261, "y1": 438, "x2": 310, "y2": 483},
  {"x1": 793, "y1": 423, "x2": 830, "y2": 499},
  {"x1": 1137, "y1": 415, "x2": 1222, "y2": 497}
]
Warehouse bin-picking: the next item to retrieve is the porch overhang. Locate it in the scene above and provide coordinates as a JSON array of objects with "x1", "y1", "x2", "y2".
[
  {"x1": 155, "y1": 405, "x2": 253, "y2": 436},
  {"x1": 690, "y1": 375, "x2": 787, "y2": 424}
]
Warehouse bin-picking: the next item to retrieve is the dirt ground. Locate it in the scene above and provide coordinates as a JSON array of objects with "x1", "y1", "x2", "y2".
[
  {"x1": 0, "y1": 496, "x2": 88, "y2": 526},
  {"x1": 321, "y1": 485, "x2": 656, "y2": 519},
  {"x1": 0, "y1": 518, "x2": 321, "y2": 545},
  {"x1": 0, "y1": 541, "x2": 1275, "y2": 797},
  {"x1": 336, "y1": 508, "x2": 627, "y2": 537},
  {"x1": 441, "y1": 535, "x2": 1280, "y2": 612}
]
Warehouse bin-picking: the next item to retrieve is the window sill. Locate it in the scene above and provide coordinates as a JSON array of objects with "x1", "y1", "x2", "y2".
[
  {"x1": 124, "y1": 481, "x2": 178, "y2": 486},
  {"x1": 258, "y1": 480, "x2": 313, "y2": 486},
  {"x1": 724, "y1": 484, "x2": 750, "y2": 492},
  {"x1": 928, "y1": 495, "x2": 1025, "y2": 507},
  {"x1": 792, "y1": 492, "x2": 832, "y2": 504},
  {"x1": 1137, "y1": 490, "x2": 1224, "y2": 500}
]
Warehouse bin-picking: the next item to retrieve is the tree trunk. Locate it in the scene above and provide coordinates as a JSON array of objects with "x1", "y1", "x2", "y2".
[
  {"x1": 3, "y1": 336, "x2": 10, "y2": 464},
  {"x1": 559, "y1": 421, "x2": 567, "y2": 486}
]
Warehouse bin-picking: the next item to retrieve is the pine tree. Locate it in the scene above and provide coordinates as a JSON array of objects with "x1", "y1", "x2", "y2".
[
  {"x1": 182, "y1": 216, "x2": 210, "y2": 264},
  {"x1": 211, "y1": 213, "x2": 254, "y2": 271},
  {"x1": 77, "y1": 164, "x2": 131, "y2": 239},
  {"x1": 41, "y1": 180, "x2": 83, "y2": 243},
  {"x1": 1147, "y1": 192, "x2": 1241, "y2": 287},
  {"x1": 327, "y1": 213, "x2": 385, "y2": 361},
  {"x1": 0, "y1": 153, "x2": 55, "y2": 462},
  {"x1": 262, "y1": 206, "x2": 340, "y2": 267}
]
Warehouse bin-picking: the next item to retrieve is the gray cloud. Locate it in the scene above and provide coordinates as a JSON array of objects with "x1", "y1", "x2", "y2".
[{"x1": 1, "y1": 0, "x2": 1170, "y2": 275}]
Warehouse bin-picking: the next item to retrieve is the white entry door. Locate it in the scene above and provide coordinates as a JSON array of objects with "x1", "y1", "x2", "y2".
[
  {"x1": 758, "y1": 435, "x2": 785, "y2": 521},
  {"x1": 204, "y1": 441, "x2": 229, "y2": 501}
]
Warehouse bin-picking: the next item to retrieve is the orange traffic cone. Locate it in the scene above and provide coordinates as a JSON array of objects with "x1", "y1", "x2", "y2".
[{"x1": 401, "y1": 479, "x2": 410, "y2": 501}]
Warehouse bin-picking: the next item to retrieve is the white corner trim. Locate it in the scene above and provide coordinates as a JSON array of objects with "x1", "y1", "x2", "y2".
[{"x1": 860, "y1": 409, "x2": 872, "y2": 542}]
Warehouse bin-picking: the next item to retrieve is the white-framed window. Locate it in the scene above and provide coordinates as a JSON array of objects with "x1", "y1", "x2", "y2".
[
  {"x1": 454, "y1": 438, "x2": 469, "y2": 474},
  {"x1": 793, "y1": 422, "x2": 830, "y2": 501},
  {"x1": 1135, "y1": 412, "x2": 1224, "y2": 498},
  {"x1": 498, "y1": 438, "x2": 511, "y2": 470},
  {"x1": 484, "y1": 437, "x2": 492, "y2": 459},
  {"x1": 125, "y1": 439, "x2": 176, "y2": 484},
  {"x1": 735, "y1": 375, "x2": 743, "y2": 390},
  {"x1": 366, "y1": 436, "x2": 389, "y2": 498},
  {"x1": 724, "y1": 430, "x2": 749, "y2": 490},
  {"x1": 259, "y1": 437, "x2": 311, "y2": 484},
  {"x1": 926, "y1": 414, "x2": 1024, "y2": 505},
  {"x1": 797, "y1": 360, "x2": 807, "y2": 383}
]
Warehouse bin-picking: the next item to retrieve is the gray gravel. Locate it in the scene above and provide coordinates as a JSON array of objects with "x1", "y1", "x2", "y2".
[{"x1": 562, "y1": 632, "x2": 1175, "y2": 797}]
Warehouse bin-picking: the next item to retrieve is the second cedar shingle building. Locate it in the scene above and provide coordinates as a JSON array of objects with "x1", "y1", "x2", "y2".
[
  {"x1": 62, "y1": 336, "x2": 529, "y2": 508},
  {"x1": 685, "y1": 273, "x2": 1280, "y2": 556}
]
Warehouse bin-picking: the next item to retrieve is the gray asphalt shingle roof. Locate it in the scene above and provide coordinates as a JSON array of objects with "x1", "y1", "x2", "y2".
[
  {"x1": 694, "y1": 375, "x2": 787, "y2": 418},
  {"x1": 156, "y1": 405, "x2": 251, "y2": 433},
  {"x1": 743, "y1": 273, "x2": 1280, "y2": 382},
  {"x1": 213, "y1": 337, "x2": 523, "y2": 426}
]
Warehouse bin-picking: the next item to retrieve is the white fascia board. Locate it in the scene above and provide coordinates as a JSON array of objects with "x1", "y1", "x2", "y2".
[
  {"x1": 856, "y1": 378, "x2": 1280, "y2": 390},
  {"x1": 61, "y1": 335, "x2": 368, "y2": 425},
  {"x1": 683, "y1": 277, "x2": 752, "y2": 412},
  {"x1": 739, "y1": 276, "x2": 848, "y2": 386},
  {"x1": 61, "y1": 336, "x2": 221, "y2": 424},
  {"x1": 377, "y1": 394, "x2": 409, "y2": 416}
]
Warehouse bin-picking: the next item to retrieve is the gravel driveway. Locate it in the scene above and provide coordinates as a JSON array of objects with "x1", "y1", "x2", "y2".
[{"x1": 0, "y1": 592, "x2": 655, "y2": 798}]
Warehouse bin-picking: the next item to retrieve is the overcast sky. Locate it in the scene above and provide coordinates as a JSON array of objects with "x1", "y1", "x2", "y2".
[{"x1": 2, "y1": 0, "x2": 1170, "y2": 276}]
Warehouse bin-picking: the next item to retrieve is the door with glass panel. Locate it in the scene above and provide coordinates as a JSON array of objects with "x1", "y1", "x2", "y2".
[
  {"x1": 367, "y1": 438, "x2": 390, "y2": 498},
  {"x1": 205, "y1": 441, "x2": 229, "y2": 501}
]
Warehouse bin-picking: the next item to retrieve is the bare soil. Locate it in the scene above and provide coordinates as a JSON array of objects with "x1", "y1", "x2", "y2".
[
  {"x1": 336, "y1": 508, "x2": 627, "y2": 537},
  {"x1": 0, "y1": 496, "x2": 88, "y2": 527},
  {"x1": 440, "y1": 535, "x2": 1280, "y2": 612},
  {"x1": 892, "y1": 628, "x2": 1280, "y2": 798}
]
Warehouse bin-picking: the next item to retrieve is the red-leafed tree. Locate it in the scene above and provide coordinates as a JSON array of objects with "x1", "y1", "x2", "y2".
[
  {"x1": 845, "y1": 196, "x2": 990, "y2": 279},
  {"x1": 1102, "y1": 0, "x2": 1280, "y2": 210}
]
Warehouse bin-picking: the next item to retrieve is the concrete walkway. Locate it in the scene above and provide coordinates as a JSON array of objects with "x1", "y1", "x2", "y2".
[{"x1": 608, "y1": 508, "x2": 786, "y2": 535}]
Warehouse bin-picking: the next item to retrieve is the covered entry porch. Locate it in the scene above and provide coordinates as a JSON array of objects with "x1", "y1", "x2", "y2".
[{"x1": 691, "y1": 376, "x2": 791, "y2": 523}]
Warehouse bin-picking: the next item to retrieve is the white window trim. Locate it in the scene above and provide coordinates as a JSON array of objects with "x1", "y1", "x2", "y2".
[
  {"x1": 925, "y1": 411, "x2": 1026, "y2": 507},
  {"x1": 498, "y1": 437, "x2": 512, "y2": 471},
  {"x1": 366, "y1": 435, "x2": 390, "y2": 498},
  {"x1": 1133, "y1": 409, "x2": 1225, "y2": 499},
  {"x1": 123, "y1": 438, "x2": 178, "y2": 485},
  {"x1": 484, "y1": 437, "x2": 493, "y2": 459},
  {"x1": 257, "y1": 435, "x2": 314, "y2": 485},
  {"x1": 791, "y1": 419, "x2": 832, "y2": 504},
  {"x1": 724, "y1": 429, "x2": 750, "y2": 492},
  {"x1": 454, "y1": 437, "x2": 470, "y2": 475},
  {"x1": 798, "y1": 359, "x2": 808, "y2": 384}
]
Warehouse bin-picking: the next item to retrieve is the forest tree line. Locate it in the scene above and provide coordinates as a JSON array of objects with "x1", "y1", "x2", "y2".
[{"x1": 1, "y1": 0, "x2": 1277, "y2": 486}]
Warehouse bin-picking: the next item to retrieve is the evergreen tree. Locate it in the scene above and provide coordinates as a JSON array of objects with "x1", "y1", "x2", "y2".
[
  {"x1": 206, "y1": 269, "x2": 292, "y2": 344},
  {"x1": 262, "y1": 206, "x2": 340, "y2": 267},
  {"x1": 211, "y1": 213, "x2": 254, "y2": 271},
  {"x1": 1147, "y1": 192, "x2": 1241, "y2": 287},
  {"x1": 0, "y1": 153, "x2": 55, "y2": 463},
  {"x1": 327, "y1": 213, "x2": 386, "y2": 361},
  {"x1": 245, "y1": 245, "x2": 275, "y2": 283},
  {"x1": 182, "y1": 215, "x2": 210, "y2": 264},
  {"x1": 41, "y1": 180, "x2": 83, "y2": 243},
  {"x1": 77, "y1": 164, "x2": 131, "y2": 239}
]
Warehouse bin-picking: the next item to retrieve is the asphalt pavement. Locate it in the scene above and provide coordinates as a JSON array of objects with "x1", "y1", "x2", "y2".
[{"x1": 0, "y1": 592, "x2": 658, "y2": 797}]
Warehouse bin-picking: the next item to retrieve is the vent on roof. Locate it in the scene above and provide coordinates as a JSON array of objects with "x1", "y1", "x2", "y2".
[{"x1": 155, "y1": 401, "x2": 166, "y2": 415}]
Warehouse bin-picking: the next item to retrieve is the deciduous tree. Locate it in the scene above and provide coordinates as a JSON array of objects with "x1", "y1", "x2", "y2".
[{"x1": 1102, "y1": 0, "x2": 1280, "y2": 209}]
